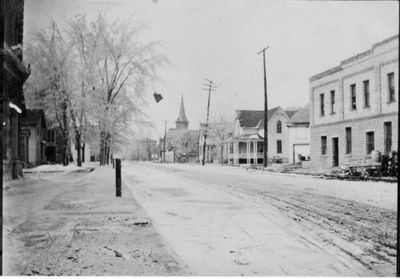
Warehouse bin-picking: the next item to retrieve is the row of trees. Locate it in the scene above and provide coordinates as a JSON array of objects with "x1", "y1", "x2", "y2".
[{"x1": 25, "y1": 14, "x2": 166, "y2": 166}]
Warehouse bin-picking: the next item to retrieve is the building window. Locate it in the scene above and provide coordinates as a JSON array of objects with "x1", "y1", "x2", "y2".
[
  {"x1": 320, "y1": 93, "x2": 325, "y2": 116},
  {"x1": 388, "y1": 72, "x2": 395, "y2": 103},
  {"x1": 366, "y1": 131, "x2": 374, "y2": 154},
  {"x1": 277, "y1": 120, "x2": 282, "y2": 133},
  {"x1": 345, "y1": 127, "x2": 352, "y2": 154},
  {"x1": 363, "y1": 80, "x2": 370, "y2": 108},
  {"x1": 277, "y1": 140, "x2": 282, "y2": 154},
  {"x1": 330, "y1": 90, "x2": 335, "y2": 114},
  {"x1": 229, "y1": 143, "x2": 234, "y2": 154},
  {"x1": 48, "y1": 129, "x2": 55, "y2": 143},
  {"x1": 321, "y1": 136, "x2": 327, "y2": 155},
  {"x1": 250, "y1": 141, "x2": 254, "y2": 153},
  {"x1": 350, "y1": 84, "x2": 357, "y2": 110},
  {"x1": 257, "y1": 141, "x2": 264, "y2": 153},
  {"x1": 384, "y1": 122, "x2": 392, "y2": 154}
]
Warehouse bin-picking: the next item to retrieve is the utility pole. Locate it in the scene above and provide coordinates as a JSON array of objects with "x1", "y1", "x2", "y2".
[
  {"x1": 202, "y1": 79, "x2": 217, "y2": 166},
  {"x1": 258, "y1": 46, "x2": 269, "y2": 168},
  {"x1": 163, "y1": 121, "x2": 167, "y2": 163}
]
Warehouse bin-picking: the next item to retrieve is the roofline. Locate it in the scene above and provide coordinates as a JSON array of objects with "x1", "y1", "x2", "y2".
[{"x1": 309, "y1": 34, "x2": 399, "y2": 82}]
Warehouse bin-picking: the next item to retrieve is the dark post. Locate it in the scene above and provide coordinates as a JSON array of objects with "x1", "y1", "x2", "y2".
[
  {"x1": 116, "y1": 158, "x2": 121, "y2": 197},
  {"x1": 258, "y1": 46, "x2": 269, "y2": 168},
  {"x1": 202, "y1": 86, "x2": 211, "y2": 166},
  {"x1": 163, "y1": 121, "x2": 167, "y2": 162},
  {"x1": 397, "y1": 92, "x2": 400, "y2": 276},
  {"x1": 201, "y1": 79, "x2": 216, "y2": 166}
]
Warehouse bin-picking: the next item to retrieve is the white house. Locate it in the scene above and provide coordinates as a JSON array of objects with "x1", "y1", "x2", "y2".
[
  {"x1": 286, "y1": 107, "x2": 310, "y2": 164},
  {"x1": 225, "y1": 106, "x2": 297, "y2": 165}
]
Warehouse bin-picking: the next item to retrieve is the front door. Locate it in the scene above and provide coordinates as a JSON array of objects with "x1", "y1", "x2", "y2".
[{"x1": 332, "y1": 137, "x2": 339, "y2": 167}]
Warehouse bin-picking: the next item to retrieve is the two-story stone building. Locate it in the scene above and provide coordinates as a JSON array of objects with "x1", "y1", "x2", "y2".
[{"x1": 309, "y1": 35, "x2": 398, "y2": 169}]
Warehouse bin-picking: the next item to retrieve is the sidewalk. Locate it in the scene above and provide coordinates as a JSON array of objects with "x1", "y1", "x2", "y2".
[{"x1": 3, "y1": 165, "x2": 188, "y2": 276}]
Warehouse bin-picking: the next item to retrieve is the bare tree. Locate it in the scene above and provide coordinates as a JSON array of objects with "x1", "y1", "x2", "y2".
[
  {"x1": 25, "y1": 22, "x2": 77, "y2": 165},
  {"x1": 69, "y1": 14, "x2": 167, "y2": 166},
  {"x1": 207, "y1": 118, "x2": 234, "y2": 164}
]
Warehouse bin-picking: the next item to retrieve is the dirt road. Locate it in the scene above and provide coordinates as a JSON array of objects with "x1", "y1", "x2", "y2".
[{"x1": 123, "y1": 162, "x2": 396, "y2": 276}]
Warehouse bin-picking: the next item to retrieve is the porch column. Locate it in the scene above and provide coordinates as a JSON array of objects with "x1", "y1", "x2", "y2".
[
  {"x1": 253, "y1": 141, "x2": 257, "y2": 163},
  {"x1": 246, "y1": 141, "x2": 250, "y2": 164},
  {"x1": 234, "y1": 142, "x2": 239, "y2": 164}
]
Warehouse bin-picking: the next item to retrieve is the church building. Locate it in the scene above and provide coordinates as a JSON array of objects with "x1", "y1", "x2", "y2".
[{"x1": 161, "y1": 95, "x2": 199, "y2": 163}]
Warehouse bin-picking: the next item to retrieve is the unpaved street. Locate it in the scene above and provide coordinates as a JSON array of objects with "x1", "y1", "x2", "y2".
[{"x1": 123, "y1": 162, "x2": 396, "y2": 276}]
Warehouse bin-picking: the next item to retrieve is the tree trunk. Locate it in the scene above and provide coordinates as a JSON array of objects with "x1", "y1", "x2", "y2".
[
  {"x1": 99, "y1": 131, "x2": 105, "y2": 166},
  {"x1": 63, "y1": 139, "x2": 69, "y2": 166},
  {"x1": 220, "y1": 144, "x2": 224, "y2": 164},
  {"x1": 62, "y1": 101, "x2": 69, "y2": 166},
  {"x1": 106, "y1": 144, "x2": 110, "y2": 165},
  {"x1": 81, "y1": 143, "x2": 85, "y2": 163},
  {"x1": 76, "y1": 131, "x2": 82, "y2": 167}
]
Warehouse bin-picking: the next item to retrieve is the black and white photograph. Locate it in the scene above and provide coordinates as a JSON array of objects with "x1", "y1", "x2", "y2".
[{"x1": 1, "y1": 0, "x2": 399, "y2": 276}]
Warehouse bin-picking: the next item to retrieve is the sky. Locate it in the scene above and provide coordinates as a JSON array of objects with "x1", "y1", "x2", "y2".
[{"x1": 23, "y1": 0, "x2": 399, "y2": 138}]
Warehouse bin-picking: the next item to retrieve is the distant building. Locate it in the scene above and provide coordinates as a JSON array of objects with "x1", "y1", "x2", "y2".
[
  {"x1": 2, "y1": 0, "x2": 31, "y2": 178},
  {"x1": 286, "y1": 107, "x2": 310, "y2": 164},
  {"x1": 161, "y1": 95, "x2": 199, "y2": 163},
  {"x1": 225, "y1": 107, "x2": 297, "y2": 165},
  {"x1": 20, "y1": 109, "x2": 47, "y2": 166},
  {"x1": 309, "y1": 35, "x2": 398, "y2": 169},
  {"x1": 132, "y1": 138, "x2": 158, "y2": 161},
  {"x1": 45, "y1": 127, "x2": 65, "y2": 163}
]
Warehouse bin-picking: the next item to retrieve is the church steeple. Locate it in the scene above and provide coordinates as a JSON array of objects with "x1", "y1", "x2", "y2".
[{"x1": 176, "y1": 94, "x2": 189, "y2": 130}]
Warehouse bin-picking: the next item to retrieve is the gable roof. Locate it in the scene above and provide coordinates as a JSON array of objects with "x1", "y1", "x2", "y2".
[
  {"x1": 236, "y1": 107, "x2": 297, "y2": 128},
  {"x1": 236, "y1": 107, "x2": 279, "y2": 128},
  {"x1": 287, "y1": 108, "x2": 310, "y2": 125},
  {"x1": 285, "y1": 110, "x2": 298, "y2": 118}
]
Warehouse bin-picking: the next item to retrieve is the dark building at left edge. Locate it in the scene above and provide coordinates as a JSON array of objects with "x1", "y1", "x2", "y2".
[{"x1": 2, "y1": 0, "x2": 31, "y2": 179}]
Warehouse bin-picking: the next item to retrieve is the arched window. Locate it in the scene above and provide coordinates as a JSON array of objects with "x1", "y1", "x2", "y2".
[{"x1": 277, "y1": 120, "x2": 282, "y2": 133}]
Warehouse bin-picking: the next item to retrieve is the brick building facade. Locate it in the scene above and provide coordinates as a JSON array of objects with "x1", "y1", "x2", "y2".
[
  {"x1": 2, "y1": 0, "x2": 31, "y2": 178},
  {"x1": 309, "y1": 35, "x2": 398, "y2": 169}
]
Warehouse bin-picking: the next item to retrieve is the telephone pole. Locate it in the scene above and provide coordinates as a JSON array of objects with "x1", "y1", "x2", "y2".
[
  {"x1": 202, "y1": 79, "x2": 217, "y2": 166},
  {"x1": 258, "y1": 46, "x2": 269, "y2": 168},
  {"x1": 163, "y1": 121, "x2": 167, "y2": 163}
]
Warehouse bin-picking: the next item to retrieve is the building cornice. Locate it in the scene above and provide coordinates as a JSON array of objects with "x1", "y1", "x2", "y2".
[
  {"x1": 309, "y1": 34, "x2": 398, "y2": 82},
  {"x1": 310, "y1": 112, "x2": 398, "y2": 129}
]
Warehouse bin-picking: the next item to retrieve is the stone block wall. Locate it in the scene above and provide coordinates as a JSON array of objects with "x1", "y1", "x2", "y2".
[{"x1": 310, "y1": 112, "x2": 398, "y2": 169}]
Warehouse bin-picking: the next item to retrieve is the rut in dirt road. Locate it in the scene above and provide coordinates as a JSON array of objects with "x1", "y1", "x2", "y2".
[
  {"x1": 219, "y1": 175, "x2": 396, "y2": 274},
  {"x1": 123, "y1": 162, "x2": 396, "y2": 276}
]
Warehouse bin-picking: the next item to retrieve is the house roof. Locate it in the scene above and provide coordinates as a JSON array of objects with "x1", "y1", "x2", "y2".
[
  {"x1": 236, "y1": 107, "x2": 297, "y2": 128},
  {"x1": 236, "y1": 107, "x2": 278, "y2": 128},
  {"x1": 287, "y1": 108, "x2": 310, "y2": 125},
  {"x1": 21, "y1": 109, "x2": 45, "y2": 126},
  {"x1": 285, "y1": 110, "x2": 298, "y2": 118}
]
